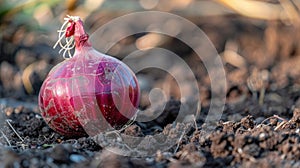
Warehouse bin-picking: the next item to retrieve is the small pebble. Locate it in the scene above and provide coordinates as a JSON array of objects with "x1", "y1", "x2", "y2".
[
  {"x1": 70, "y1": 154, "x2": 86, "y2": 163},
  {"x1": 62, "y1": 144, "x2": 73, "y2": 153},
  {"x1": 50, "y1": 144, "x2": 70, "y2": 162},
  {"x1": 5, "y1": 107, "x2": 14, "y2": 116},
  {"x1": 258, "y1": 133, "x2": 266, "y2": 141},
  {"x1": 14, "y1": 106, "x2": 23, "y2": 114}
]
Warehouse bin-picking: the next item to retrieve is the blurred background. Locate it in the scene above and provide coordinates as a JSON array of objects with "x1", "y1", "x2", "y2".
[{"x1": 1, "y1": 0, "x2": 300, "y2": 120}]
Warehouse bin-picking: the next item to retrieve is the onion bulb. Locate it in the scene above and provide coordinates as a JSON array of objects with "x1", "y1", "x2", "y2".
[{"x1": 38, "y1": 16, "x2": 140, "y2": 137}]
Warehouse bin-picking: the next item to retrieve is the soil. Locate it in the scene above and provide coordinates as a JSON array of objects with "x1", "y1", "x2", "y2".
[{"x1": 2, "y1": 8, "x2": 300, "y2": 168}]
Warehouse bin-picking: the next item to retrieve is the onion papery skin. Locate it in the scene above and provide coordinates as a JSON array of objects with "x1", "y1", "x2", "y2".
[{"x1": 38, "y1": 46, "x2": 140, "y2": 137}]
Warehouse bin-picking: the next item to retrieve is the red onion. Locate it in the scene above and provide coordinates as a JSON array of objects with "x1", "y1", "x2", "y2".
[{"x1": 38, "y1": 16, "x2": 140, "y2": 137}]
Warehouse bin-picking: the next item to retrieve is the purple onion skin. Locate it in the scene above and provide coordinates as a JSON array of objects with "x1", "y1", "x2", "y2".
[{"x1": 39, "y1": 46, "x2": 140, "y2": 137}]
